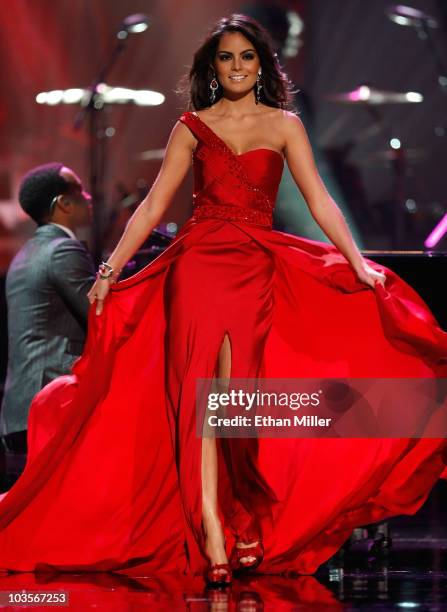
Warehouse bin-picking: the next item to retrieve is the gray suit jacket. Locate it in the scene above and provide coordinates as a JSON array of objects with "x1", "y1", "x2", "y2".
[{"x1": 1, "y1": 224, "x2": 95, "y2": 435}]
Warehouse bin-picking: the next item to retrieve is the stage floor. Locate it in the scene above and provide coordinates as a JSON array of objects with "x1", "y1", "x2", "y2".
[{"x1": 0, "y1": 482, "x2": 445, "y2": 610}]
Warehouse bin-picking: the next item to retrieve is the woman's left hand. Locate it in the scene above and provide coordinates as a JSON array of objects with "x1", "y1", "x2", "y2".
[{"x1": 353, "y1": 259, "x2": 386, "y2": 289}]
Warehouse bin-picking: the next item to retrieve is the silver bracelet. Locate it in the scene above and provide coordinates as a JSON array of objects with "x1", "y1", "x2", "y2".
[{"x1": 97, "y1": 262, "x2": 114, "y2": 280}]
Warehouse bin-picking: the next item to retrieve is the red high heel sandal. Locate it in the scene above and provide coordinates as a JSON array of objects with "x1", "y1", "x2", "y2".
[
  {"x1": 229, "y1": 541, "x2": 264, "y2": 572},
  {"x1": 205, "y1": 562, "x2": 232, "y2": 587}
]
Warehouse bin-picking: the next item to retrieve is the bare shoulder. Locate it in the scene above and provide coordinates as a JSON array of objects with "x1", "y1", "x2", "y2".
[
  {"x1": 278, "y1": 110, "x2": 305, "y2": 135},
  {"x1": 257, "y1": 108, "x2": 304, "y2": 146},
  {"x1": 278, "y1": 111, "x2": 311, "y2": 154},
  {"x1": 168, "y1": 118, "x2": 197, "y2": 151}
]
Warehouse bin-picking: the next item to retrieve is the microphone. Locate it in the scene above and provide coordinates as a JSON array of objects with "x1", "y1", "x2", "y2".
[
  {"x1": 117, "y1": 13, "x2": 150, "y2": 39},
  {"x1": 386, "y1": 5, "x2": 438, "y2": 29}
]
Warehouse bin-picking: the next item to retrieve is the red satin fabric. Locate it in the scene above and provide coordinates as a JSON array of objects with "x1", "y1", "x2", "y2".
[{"x1": 0, "y1": 111, "x2": 446, "y2": 576}]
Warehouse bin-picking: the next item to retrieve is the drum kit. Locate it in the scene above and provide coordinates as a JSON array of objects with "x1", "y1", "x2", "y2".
[
  {"x1": 323, "y1": 83, "x2": 426, "y2": 248},
  {"x1": 323, "y1": 5, "x2": 447, "y2": 249}
]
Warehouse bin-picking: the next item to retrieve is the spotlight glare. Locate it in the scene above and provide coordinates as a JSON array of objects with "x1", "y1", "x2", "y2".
[
  {"x1": 129, "y1": 23, "x2": 148, "y2": 33},
  {"x1": 62, "y1": 88, "x2": 84, "y2": 104},
  {"x1": 105, "y1": 87, "x2": 134, "y2": 103},
  {"x1": 359, "y1": 85, "x2": 371, "y2": 101},
  {"x1": 424, "y1": 212, "x2": 447, "y2": 248},
  {"x1": 406, "y1": 91, "x2": 423, "y2": 102},
  {"x1": 133, "y1": 90, "x2": 165, "y2": 106},
  {"x1": 394, "y1": 15, "x2": 409, "y2": 26},
  {"x1": 405, "y1": 198, "x2": 417, "y2": 213},
  {"x1": 34, "y1": 83, "x2": 164, "y2": 107},
  {"x1": 46, "y1": 90, "x2": 64, "y2": 105}
]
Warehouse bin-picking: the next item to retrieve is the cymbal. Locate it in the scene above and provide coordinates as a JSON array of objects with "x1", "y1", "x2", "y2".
[
  {"x1": 325, "y1": 85, "x2": 423, "y2": 105},
  {"x1": 137, "y1": 148, "x2": 165, "y2": 160},
  {"x1": 356, "y1": 148, "x2": 428, "y2": 166},
  {"x1": 36, "y1": 84, "x2": 165, "y2": 106}
]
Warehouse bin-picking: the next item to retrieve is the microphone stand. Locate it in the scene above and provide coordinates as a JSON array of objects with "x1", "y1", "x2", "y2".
[
  {"x1": 73, "y1": 35, "x2": 131, "y2": 266},
  {"x1": 416, "y1": 19, "x2": 447, "y2": 96},
  {"x1": 365, "y1": 104, "x2": 407, "y2": 247}
]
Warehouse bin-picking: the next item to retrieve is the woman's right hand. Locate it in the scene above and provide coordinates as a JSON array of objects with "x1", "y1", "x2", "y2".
[{"x1": 87, "y1": 277, "x2": 112, "y2": 316}]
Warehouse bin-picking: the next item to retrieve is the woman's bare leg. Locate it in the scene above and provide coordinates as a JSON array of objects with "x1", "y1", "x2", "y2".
[{"x1": 201, "y1": 334, "x2": 231, "y2": 567}]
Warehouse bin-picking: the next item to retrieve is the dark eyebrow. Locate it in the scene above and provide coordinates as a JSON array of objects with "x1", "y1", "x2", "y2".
[{"x1": 217, "y1": 48, "x2": 257, "y2": 54}]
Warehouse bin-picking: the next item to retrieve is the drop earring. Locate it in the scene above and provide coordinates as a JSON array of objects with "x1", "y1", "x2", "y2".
[
  {"x1": 255, "y1": 68, "x2": 262, "y2": 104},
  {"x1": 209, "y1": 72, "x2": 219, "y2": 104}
]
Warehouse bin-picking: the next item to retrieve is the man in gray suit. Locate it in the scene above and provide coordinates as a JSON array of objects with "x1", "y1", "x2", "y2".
[{"x1": 0, "y1": 162, "x2": 95, "y2": 486}]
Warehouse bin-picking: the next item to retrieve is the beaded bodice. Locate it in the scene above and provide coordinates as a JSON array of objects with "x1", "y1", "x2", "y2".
[{"x1": 179, "y1": 112, "x2": 284, "y2": 229}]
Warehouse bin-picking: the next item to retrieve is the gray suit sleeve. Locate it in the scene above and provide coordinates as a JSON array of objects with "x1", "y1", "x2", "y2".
[{"x1": 49, "y1": 239, "x2": 96, "y2": 324}]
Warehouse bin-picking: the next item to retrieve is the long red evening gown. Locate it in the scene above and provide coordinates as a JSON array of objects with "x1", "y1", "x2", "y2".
[{"x1": 0, "y1": 111, "x2": 446, "y2": 577}]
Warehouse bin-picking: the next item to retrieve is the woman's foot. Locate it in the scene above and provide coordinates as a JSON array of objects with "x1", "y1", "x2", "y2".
[
  {"x1": 205, "y1": 562, "x2": 232, "y2": 587},
  {"x1": 203, "y1": 514, "x2": 231, "y2": 586},
  {"x1": 230, "y1": 540, "x2": 264, "y2": 572}
]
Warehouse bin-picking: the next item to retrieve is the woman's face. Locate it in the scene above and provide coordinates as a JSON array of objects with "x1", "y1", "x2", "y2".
[{"x1": 213, "y1": 32, "x2": 261, "y2": 99}]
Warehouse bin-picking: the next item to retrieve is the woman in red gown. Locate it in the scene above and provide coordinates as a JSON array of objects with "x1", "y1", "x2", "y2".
[{"x1": 0, "y1": 14, "x2": 446, "y2": 586}]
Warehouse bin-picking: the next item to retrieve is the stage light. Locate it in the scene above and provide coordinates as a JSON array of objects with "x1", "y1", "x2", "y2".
[
  {"x1": 357, "y1": 85, "x2": 371, "y2": 101},
  {"x1": 329, "y1": 85, "x2": 423, "y2": 105},
  {"x1": 62, "y1": 88, "x2": 84, "y2": 104},
  {"x1": 102, "y1": 86, "x2": 164, "y2": 106},
  {"x1": 46, "y1": 90, "x2": 64, "y2": 105},
  {"x1": 105, "y1": 87, "x2": 134, "y2": 103},
  {"x1": 424, "y1": 212, "x2": 447, "y2": 248},
  {"x1": 405, "y1": 199, "x2": 417, "y2": 213},
  {"x1": 127, "y1": 22, "x2": 148, "y2": 34},
  {"x1": 283, "y1": 11, "x2": 304, "y2": 58},
  {"x1": 35, "y1": 85, "x2": 164, "y2": 107},
  {"x1": 133, "y1": 90, "x2": 165, "y2": 106},
  {"x1": 390, "y1": 138, "x2": 401, "y2": 149},
  {"x1": 405, "y1": 91, "x2": 423, "y2": 102}
]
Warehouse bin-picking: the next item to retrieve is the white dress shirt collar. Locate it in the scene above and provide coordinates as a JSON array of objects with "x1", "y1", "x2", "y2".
[{"x1": 49, "y1": 222, "x2": 77, "y2": 241}]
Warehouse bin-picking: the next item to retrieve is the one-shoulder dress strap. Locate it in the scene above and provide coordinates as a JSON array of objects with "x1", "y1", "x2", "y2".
[{"x1": 179, "y1": 111, "x2": 213, "y2": 145}]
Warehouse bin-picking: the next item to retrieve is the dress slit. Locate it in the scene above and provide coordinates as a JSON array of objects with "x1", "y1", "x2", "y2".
[{"x1": 216, "y1": 331, "x2": 232, "y2": 382}]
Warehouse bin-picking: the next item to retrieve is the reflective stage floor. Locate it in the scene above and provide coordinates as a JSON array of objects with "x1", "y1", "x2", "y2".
[{"x1": 0, "y1": 483, "x2": 445, "y2": 610}]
